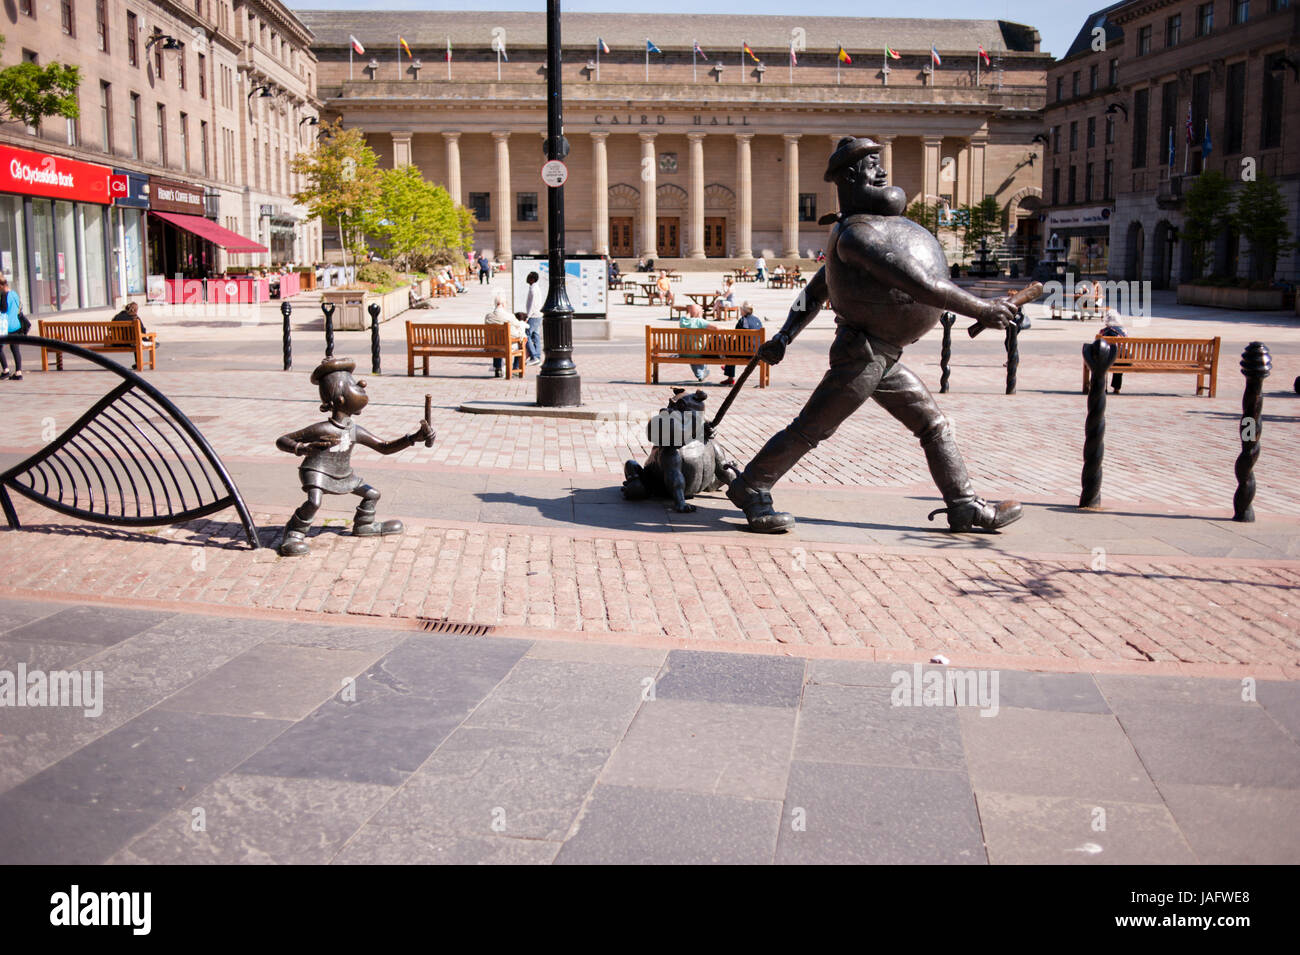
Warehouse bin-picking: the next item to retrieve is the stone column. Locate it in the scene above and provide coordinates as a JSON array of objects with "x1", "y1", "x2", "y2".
[
  {"x1": 639, "y1": 131, "x2": 657, "y2": 257},
  {"x1": 392, "y1": 130, "x2": 413, "y2": 167},
  {"x1": 591, "y1": 131, "x2": 609, "y2": 256},
  {"x1": 783, "y1": 133, "x2": 800, "y2": 258},
  {"x1": 736, "y1": 133, "x2": 753, "y2": 258},
  {"x1": 879, "y1": 135, "x2": 894, "y2": 184},
  {"x1": 970, "y1": 135, "x2": 988, "y2": 206},
  {"x1": 828, "y1": 133, "x2": 842, "y2": 215},
  {"x1": 922, "y1": 136, "x2": 942, "y2": 207},
  {"x1": 493, "y1": 131, "x2": 512, "y2": 261},
  {"x1": 443, "y1": 131, "x2": 462, "y2": 204},
  {"x1": 958, "y1": 139, "x2": 971, "y2": 206},
  {"x1": 687, "y1": 132, "x2": 706, "y2": 258}
]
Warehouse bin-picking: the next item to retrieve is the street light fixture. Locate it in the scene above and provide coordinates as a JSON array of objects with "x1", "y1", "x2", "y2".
[
  {"x1": 247, "y1": 84, "x2": 275, "y2": 102},
  {"x1": 1105, "y1": 102, "x2": 1128, "y2": 120},
  {"x1": 145, "y1": 33, "x2": 183, "y2": 52}
]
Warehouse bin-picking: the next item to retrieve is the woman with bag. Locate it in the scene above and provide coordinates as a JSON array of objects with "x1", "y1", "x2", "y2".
[{"x1": 0, "y1": 274, "x2": 27, "y2": 381}]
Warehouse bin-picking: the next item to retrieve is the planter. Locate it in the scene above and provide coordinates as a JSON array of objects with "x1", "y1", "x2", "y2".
[
  {"x1": 297, "y1": 268, "x2": 317, "y2": 291},
  {"x1": 1176, "y1": 284, "x2": 1288, "y2": 310},
  {"x1": 321, "y1": 280, "x2": 426, "y2": 330}
]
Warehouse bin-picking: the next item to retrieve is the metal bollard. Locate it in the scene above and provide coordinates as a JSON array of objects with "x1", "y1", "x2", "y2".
[
  {"x1": 279, "y1": 300, "x2": 292, "y2": 371},
  {"x1": 368, "y1": 302, "x2": 381, "y2": 375},
  {"x1": 939, "y1": 311, "x2": 956, "y2": 393},
  {"x1": 1079, "y1": 338, "x2": 1117, "y2": 509},
  {"x1": 1004, "y1": 317, "x2": 1020, "y2": 395},
  {"x1": 320, "y1": 301, "x2": 335, "y2": 359},
  {"x1": 1233, "y1": 342, "x2": 1272, "y2": 522}
]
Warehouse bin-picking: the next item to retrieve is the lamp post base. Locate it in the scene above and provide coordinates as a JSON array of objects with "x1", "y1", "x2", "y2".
[{"x1": 536, "y1": 374, "x2": 582, "y2": 408}]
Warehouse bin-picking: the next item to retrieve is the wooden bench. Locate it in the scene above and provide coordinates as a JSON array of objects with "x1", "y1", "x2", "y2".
[
  {"x1": 1082, "y1": 335, "x2": 1220, "y2": 397},
  {"x1": 646, "y1": 326, "x2": 769, "y2": 387},
  {"x1": 38, "y1": 319, "x2": 156, "y2": 371},
  {"x1": 406, "y1": 321, "x2": 527, "y2": 379}
]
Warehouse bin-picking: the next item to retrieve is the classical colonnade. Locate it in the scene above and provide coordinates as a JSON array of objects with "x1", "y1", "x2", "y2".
[{"x1": 384, "y1": 127, "x2": 990, "y2": 259}]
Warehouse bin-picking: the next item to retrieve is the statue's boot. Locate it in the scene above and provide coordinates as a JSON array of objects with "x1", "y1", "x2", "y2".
[
  {"x1": 928, "y1": 497, "x2": 1023, "y2": 533},
  {"x1": 920, "y1": 419, "x2": 1021, "y2": 532},
  {"x1": 352, "y1": 502, "x2": 403, "y2": 537},
  {"x1": 279, "y1": 512, "x2": 314, "y2": 557},
  {"x1": 726, "y1": 475, "x2": 795, "y2": 533}
]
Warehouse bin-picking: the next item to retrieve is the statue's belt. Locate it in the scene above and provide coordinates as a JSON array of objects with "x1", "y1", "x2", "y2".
[{"x1": 832, "y1": 322, "x2": 904, "y2": 361}]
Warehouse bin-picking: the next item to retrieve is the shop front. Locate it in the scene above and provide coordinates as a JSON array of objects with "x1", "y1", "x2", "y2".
[
  {"x1": 1044, "y1": 206, "x2": 1113, "y2": 277},
  {"x1": 146, "y1": 175, "x2": 266, "y2": 303},
  {"x1": 112, "y1": 169, "x2": 149, "y2": 301},
  {"x1": 0, "y1": 143, "x2": 117, "y2": 314}
]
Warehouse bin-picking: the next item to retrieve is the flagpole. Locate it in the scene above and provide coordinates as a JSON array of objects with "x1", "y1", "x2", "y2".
[
  {"x1": 741, "y1": 44, "x2": 744, "y2": 83},
  {"x1": 349, "y1": 46, "x2": 353, "y2": 81},
  {"x1": 645, "y1": 40, "x2": 649, "y2": 82},
  {"x1": 596, "y1": 42, "x2": 600, "y2": 82},
  {"x1": 397, "y1": 41, "x2": 400, "y2": 80},
  {"x1": 693, "y1": 43, "x2": 697, "y2": 83},
  {"x1": 976, "y1": 54, "x2": 980, "y2": 87},
  {"x1": 497, "y1": 47, "x2": 502, "y2": 81},
  {"x1": 447, "y1": 38, "x2": 451, "y2": 81}
]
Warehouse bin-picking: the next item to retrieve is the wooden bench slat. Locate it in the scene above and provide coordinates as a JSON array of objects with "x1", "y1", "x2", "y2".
[
  {"x1": 406, "y1": 321, "x2": 526, "y2": 379},
  {"x1": 645, "y1": 326, "x2": 768, "y2": 387},
  {"x1": 38, "y1": 320, "x2": 156, "y2": 371},
  {"x1": 1082, "y1": 335, "x2": 1219, "y2": 397}
]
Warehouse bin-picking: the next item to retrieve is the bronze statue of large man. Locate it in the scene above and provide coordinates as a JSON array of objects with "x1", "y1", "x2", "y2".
[{"x1": 726, "y1": 136, "x2": 1023, "y2": 534}]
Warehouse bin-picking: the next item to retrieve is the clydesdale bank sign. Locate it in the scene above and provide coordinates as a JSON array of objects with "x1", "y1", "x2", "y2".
[{"x1": 0, "y1": 143, "x2": 115, "y2": 204}]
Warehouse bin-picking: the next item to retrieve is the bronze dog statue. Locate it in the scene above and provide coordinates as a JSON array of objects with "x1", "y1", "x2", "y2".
[{"x1": 622, "y1": 388, "x2": 739, "y2": 513}]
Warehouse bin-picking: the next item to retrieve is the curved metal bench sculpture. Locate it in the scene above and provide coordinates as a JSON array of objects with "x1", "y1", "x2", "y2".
[{"x1": 0, "y1": 334, "x2": 259, "y2": 549}]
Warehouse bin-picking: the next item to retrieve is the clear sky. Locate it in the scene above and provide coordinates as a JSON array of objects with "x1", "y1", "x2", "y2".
[{"x1": 288, "y1": 1, "x2": 1087, "y2": 61}]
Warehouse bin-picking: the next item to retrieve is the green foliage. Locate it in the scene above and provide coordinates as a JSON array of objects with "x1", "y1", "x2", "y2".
[
  {"x1": 959, "y1": 196, "x2": 1002, "y2": 259},
  {"x1": 290, "y1": 121, "x2": 382, "y2": 262},
  {"x1": 367, "y1": 165, "x2": 462, "y2": 271},
  {"x1": 1233, "y1": 175, "x2": 1294, "y2": 281},
  {"x1": 355, "y1": 262, "x2": 402, "y2": 287},
  {"x1": 1181, "y1": 170, "x2": 1234, "y2": 278},
  {"x1": 0, "y1": 36, "x2": 80, "y2": 128}
]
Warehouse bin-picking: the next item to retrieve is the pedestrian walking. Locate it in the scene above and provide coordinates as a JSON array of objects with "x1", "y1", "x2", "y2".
[
  {"x1": 0, "y1": 274, "x2": 28, "y2": 381},
  {"x1": 524, "y1": 271, "x2": 543, "y2": 364}
]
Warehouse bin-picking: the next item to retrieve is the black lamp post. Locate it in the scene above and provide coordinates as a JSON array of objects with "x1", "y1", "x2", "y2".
[{"x1": 536, "y1": 0, "x2": 581, "y2": 407}]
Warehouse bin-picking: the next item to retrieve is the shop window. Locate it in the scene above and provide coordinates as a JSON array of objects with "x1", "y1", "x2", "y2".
[
  {"x1": 798, "y1": 194, "x2": 817, "y2": 222},
  {"x1": 469, "y1": 193, "x2": 491, "y2": 222},
  {"x1": 0, "y1": 196, "x2": 31, "y2": 312}
]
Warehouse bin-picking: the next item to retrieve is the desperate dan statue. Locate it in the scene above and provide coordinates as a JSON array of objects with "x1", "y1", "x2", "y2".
[
  {"x1": 725, "y1": 136, "x2": 1023, "y2": 534},
  {"x1": 276, "y1": 357, "x2": 434, "y2": 557}
]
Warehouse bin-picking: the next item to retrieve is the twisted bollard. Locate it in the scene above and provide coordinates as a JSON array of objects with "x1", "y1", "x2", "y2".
[
  {"x1": 280, "y1": 300, "x2": 292, "y2": 371},
  {"x1": 1004, "y1": 317, "x2": 1021, "y2": 395},
  {"x1": 939, "y1": 311, "x2": 956, "y2": 393},
  {"x1": 1233, "y1": 342, "x2": 1272, "y2": 522},
  {"x1": 320, "y1": 301, "x2": 336, "y2": 359},
  {"x1": 368, "y1": 302, "x2": 382, "y2": 375},
  {"x1": 1079, "y1": 338, "x2": 1117, "y2": 509}
]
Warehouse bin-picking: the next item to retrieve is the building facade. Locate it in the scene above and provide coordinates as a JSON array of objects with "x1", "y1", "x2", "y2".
[
  {"x1": 1042, "y1": 3, "x2": 1126, "y2": 276},
  {"x1": 1100, "y1": 0, "x2": 1300, "y2": 285},
  {"x1": 0, "y1": 0, "x2": 321, "y2": 315},
  {"x1": 302, "y1": 12, "x2": 1050, "y2": 262}
]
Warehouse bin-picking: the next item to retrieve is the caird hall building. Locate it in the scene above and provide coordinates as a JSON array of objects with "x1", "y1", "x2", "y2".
[{"x1": 303, "y1": 12, "x2": 1051, "y2": 262}]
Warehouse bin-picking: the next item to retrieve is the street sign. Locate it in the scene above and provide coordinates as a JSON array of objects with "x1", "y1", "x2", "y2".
[{"x1": 541, "y1": 159, "x2": 568, "y2": 188}]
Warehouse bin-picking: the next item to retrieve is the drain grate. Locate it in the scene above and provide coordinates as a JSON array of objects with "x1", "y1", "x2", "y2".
[{"x1": 417, "y1": 618, "x2": 495, "y2": 636}]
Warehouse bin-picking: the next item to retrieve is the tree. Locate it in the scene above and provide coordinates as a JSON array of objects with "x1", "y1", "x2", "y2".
[
  {"x1": 290, "y1": 121, "x2": 381, "y2": 270},
  {"x1": 1233, "y1": 174, "x2": 1294, "y2": 282},
  {"x1": 0, "y1": 36, "x2": 80, "y2": 129},
  {"x1": 1181, "y1": 170, "x2": 1234, "y2": 278},
  {"x1": 368, "y1": 165, "x2": 462, "y2": 271},
  {"x1": 961, "y1": 196, "x2": 1002, "y2": 259}
]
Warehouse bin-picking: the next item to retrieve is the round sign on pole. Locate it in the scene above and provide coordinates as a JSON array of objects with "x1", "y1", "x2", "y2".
[{"x1": 541, "y1": 160, "x2": 568, "y2": 188}]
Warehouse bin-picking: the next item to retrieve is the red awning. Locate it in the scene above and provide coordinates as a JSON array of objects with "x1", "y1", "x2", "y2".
[{"x1": 150, "y1": 211, "x2": 268, "y2": 253}]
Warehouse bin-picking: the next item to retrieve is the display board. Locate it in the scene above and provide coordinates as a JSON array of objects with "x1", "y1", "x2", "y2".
[{"x1": 511, "y1": 254, "x2": 608, "y2": 317}]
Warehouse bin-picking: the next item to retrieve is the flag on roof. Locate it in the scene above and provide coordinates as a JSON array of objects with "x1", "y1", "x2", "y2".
[
  {"x1": 978, "y1": 44, "x2": 991, "y2": 65},
  {"x1": 445, "y1": 37, "x2": 452, "y2": 62},
  {"x1": 598, "y1": 37, "x2": 610, "y2": 54},
  {"x1": 930, "y1": 44, "x2": 942, "y2": 66},
  {"x1": 837, "y1": 46, "x2": 852, "y2": 64},
  {"x1": 647, "y1": 39, "x2": 662, "y2": 54},
  {"x1": 349, "y1": 35, "x2": 365, "y2": 55},
  {"x1": 885, "y1": 45, "x2": 900, "y2": 59},
  {"x1": 694, "y1": 41, "x2": 707, "y2": 59},
  {"x1": 790, "y1": 43, "x2": 797, "y2": 66},
  {"x1": 743, "y1": 42, "x2": 760, "y2": 63},
  {"x1": 399, "y1": 36, "x2": 412, "y2": 59}
]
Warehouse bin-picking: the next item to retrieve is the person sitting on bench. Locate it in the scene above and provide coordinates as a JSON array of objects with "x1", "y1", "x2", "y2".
[
  {"x1": 409, "y1": 286, "x2": 433, "y2": 310},
  {"x1": 720, "y1": 301, "x2": 763, "y2": 386}
]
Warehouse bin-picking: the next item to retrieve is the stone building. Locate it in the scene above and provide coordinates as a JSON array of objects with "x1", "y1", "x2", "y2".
[
  {"x1": 1098, "y1": 0, "x2": 1300, "y2": 285},
  {"x1": 1041, "y1": 3, "x2": 1126, "y2": 277},
  {"x1": 0, "y1": 0, "x2": 320, "y2": 314},
  {"x1": 301, "y1": 11, "x2": 1050, "y2": 262}
]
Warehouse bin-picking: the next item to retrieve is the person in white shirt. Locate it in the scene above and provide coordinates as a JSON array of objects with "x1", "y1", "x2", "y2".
[
  {"x1": 524, "y1": 271, "x2": 543, "y2": 365},
  {"x1": 754, "y1": 256, "x2": 767, "y2": 282},
  {"x1": 485, "y1": 292, "x2": 528, "y2": 377}
]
